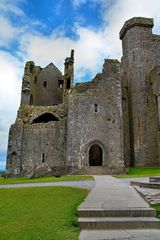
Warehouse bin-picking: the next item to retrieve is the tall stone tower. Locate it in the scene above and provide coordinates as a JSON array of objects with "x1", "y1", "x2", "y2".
[{"x1": 120, "y1": 17, "x2": 159, "y2": 166}]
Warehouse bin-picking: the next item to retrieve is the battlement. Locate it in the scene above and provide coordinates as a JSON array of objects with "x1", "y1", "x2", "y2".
[
  {"x1": 120, "y1": 17, "x2": 154, "y2": 40},
  {"x1": 103, "y1": 59, "x2": 120, "y2": 75}
]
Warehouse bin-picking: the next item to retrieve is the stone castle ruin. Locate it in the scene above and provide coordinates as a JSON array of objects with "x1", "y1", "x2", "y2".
[{"x1": 6, "y1": 17, "x2": 160, "y2": 177}]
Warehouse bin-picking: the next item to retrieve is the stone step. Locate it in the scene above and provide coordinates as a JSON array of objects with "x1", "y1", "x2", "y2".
[
  {"x1": 78, "y1": 217, "x2": 160, "y2": 230},
  {"x1": 84, "y1": 166, "x2": 106, "y2": 175},
  {"x1": 78, "y1": 208, "x2": 156, "y2": 217},
  {"x1": 131, "y1": 181, "x2": 160, "y2": 189},
  {"x1": 150, "y1": 176, "x2": 160, "y2": 183},
  {"x1": 79, "y1": 229, "x2": 160, "y2": 240}
]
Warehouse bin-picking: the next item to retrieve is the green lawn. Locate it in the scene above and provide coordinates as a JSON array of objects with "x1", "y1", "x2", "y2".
[
  {"x1": 0, "y1": 175, "x2": 94, "y2": 185},
  {"x1": 0, "y1": 186, "x2": 88, "y2": 240},
  {"x1": 151, "y1": 204, "x2": 160, "y2": 219},
  {"x1": 116, "y1": 167, "x2": 160, "y2": 178}
]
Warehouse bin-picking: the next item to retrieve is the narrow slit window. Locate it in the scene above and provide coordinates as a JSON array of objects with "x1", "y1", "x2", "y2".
[
  {"x1": 146, "y1": 96, "x2": 149, "y2": 106},
  {"x1": 41, "y1": 153, "x2": 45, "y2": 163},
  {"x1": 94, "y1": 104, "x2": 98, "y2": 112},
  {"x1": 43, "y1": 81, "x2": 47, "y2": 88},
  {"x1": 66, "y1": 77, "x2": 71, "y2": 89},
  {"x1": 30, "y1": 94, "x2": 33, "y2": 105}
]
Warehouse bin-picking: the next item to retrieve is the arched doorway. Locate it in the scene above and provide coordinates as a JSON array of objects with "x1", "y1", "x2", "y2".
[{"x1": 89, "y1": 144, "x2": 102, "y2": 166}]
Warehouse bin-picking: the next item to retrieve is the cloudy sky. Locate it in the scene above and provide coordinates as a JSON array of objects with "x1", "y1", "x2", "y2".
[{"x1": 1, "y1": 0, "x2": 160, "y2": 170}]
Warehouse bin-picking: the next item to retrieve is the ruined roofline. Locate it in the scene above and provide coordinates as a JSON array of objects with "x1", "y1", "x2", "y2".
[{"x1": 119, "y1": 17, "x2": 154, "y2": 40}]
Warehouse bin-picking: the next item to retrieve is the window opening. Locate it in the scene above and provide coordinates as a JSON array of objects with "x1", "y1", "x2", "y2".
[
  {"x1": 30, "y1": 94, "x2": 33, "y2": 105},
  {"x1": 94, "y1": 104, "x2": 98, "y2": 112},
  {"x1": 41, "y1": 153, "x2": 45, "y2": 163},
  {"x1": 58, "y1": 80, "x2": 64, "y2": 89},
  {"x1": 32, "y1": 113, "x2": 59, "y2": 123},
  {"x1": 66, "y1": 77, "x2": 71, "y2": 89},
  {"x1": 43, "y1": 81, "x2": 47, "y2": 88},
  {"x1": 146, "y1": 96, "x2": 149, "y2": 106}
]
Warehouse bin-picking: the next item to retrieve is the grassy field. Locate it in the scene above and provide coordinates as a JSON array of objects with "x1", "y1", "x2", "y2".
[
  {"x1": 116, "y1": 167, "x2": 160, "y2": 178},
  {"x1": 0, "y1": 175, "x2": 94, "y2": 185},
  {"x1": 0, "y1": 186, "x2": 88, "y2": 240},
  {"x1": 152, "y1": 204, "x2": 160, "y2": 219}
]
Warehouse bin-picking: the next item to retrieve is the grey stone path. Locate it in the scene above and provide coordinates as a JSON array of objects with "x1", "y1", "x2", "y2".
[
  {"x1": 78, "y1": 176, "x2": 160, "y2": 240},
  {"x1": 0, "y1": 180, "x2": 95, "y2": 189},
  {"x1": 80, "y1": 229, "x2": 160, "y2": 239},
  {"x1": 121, "y1": 177, "x2": 160, "y2": 204}
]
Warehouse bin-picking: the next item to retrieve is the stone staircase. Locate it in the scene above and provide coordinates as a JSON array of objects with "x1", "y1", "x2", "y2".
[
  {"x1": 83, "y1": 166, "x2": 106, "y2": 175},
  {"x1": 78, "y1": 208, "x2": 160, "y2": 230},
  {"x1": 131, "y1": 176, "x2": 160, "y2": 205},
  {"x1": 78, "y1": 176, "x2": 160, "y2": 239}
]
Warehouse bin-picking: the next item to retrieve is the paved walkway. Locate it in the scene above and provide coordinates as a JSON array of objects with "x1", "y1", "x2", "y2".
[
  {"x1": 0, "y1": 180, "x2": 95, "y2": 189},
  {"x1": 79, "y1": 176, "x2": 151, "y2": 210},
  {"x1": 121, "y1": 177, "x2": 160, "y2": 204},
  {"x1": 78, "y1": 176, "x2": 160, "y2": 240}
]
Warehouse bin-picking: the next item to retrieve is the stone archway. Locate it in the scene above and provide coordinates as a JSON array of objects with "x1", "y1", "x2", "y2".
[{"x1": 89, "y1": 144, "x2": 102, "y2": 166}]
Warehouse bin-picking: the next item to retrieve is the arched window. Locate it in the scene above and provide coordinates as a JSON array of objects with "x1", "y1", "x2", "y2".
[{"x1": 32, "y1": 113, "x2": 59, "y2": 123}]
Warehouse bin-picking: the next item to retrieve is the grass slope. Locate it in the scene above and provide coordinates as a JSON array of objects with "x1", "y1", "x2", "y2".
[
  {"x1": 117, "y1": 167, "x2": 160, "y2": 178},
  {"x1": 0, "y1": 186, "x2": 88, "y2": 240},
  {"x1": 0, "y1": 175, "x2": 93, "y2": 185}
]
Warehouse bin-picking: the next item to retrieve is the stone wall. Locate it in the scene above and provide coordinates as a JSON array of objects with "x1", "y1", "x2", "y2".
[
  {"x1": 6, "y1": 123, "x2": 23, "y2": 177},
  {"x1": 66, "y1": 60, "x2": 124, "y2": 174},
  {"x1": 120, "y1": 17, "x2": 160, "y2": 166},
  {"x1": 6, "y1": 104, "x2": 67, "y2": 176},
  {"x1": 21, "y1": 62, "x2": 63, "y2": 106}
]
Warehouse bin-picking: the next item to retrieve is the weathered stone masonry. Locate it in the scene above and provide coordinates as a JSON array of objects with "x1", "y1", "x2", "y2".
[{"x1": 6, "y1": 17, "x2": 160, "y2": 177}]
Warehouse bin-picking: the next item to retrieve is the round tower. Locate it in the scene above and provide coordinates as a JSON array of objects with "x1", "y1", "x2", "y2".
[{"x1": 120, "y1": 17, "x2": 159, "y2": 166}]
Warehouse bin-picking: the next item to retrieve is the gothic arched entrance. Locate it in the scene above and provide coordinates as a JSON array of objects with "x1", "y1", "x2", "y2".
[{"x1": 89, "y1": 144, "x2": 102, "y2": 166}]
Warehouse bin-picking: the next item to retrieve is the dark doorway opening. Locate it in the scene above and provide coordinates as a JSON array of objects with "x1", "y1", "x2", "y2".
[{"x1": 89, "y1": 144, "x2": 102, "y2": 166}]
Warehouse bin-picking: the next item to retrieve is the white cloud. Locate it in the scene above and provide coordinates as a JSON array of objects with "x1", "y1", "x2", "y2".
[
  {"x1": 72, "y1": 0, "x2": 88, "y2": 7},
  {"x1": 0, "y1": 16, "x2": 19, "y2": 47},
  {"x1": 0, "y1": 0, "x2": 25, "y2": 16},
  {"x1": 0, "y1": 51, "x2": 23, "y2": 153},
  {"x1": 19, "y1": 0, "x2": 160, "y2": 83}
]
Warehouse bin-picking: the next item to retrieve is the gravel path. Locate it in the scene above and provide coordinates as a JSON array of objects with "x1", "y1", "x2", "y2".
[{"x1": 0, "y1": 180, "x2": 95, "y2": 189}]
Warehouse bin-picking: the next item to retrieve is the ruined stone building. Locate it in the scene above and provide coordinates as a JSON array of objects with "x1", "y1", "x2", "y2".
[{"x1": 6, "y1": 17, "x2": 160, "y2": 177}]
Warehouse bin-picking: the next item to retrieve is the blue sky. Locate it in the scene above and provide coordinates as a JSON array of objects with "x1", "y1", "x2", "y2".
[{"x1": 1, "y1": 0, "x2": 160, "y2": 171}]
